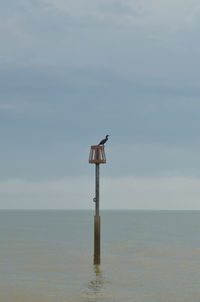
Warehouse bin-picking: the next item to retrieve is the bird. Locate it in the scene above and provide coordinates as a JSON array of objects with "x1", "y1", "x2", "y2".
[{"x1": 98, "y1": 135, "x2": 110, "y2": 145}]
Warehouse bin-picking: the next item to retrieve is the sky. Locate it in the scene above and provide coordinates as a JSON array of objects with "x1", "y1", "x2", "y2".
[{"x1": 1, "y1": 0, "x2": 200, "y2": 209}]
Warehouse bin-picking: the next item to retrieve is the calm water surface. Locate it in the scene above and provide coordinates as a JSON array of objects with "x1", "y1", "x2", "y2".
[{"x1": 1, "y1": 210, "x2": 200, "y2": 302}]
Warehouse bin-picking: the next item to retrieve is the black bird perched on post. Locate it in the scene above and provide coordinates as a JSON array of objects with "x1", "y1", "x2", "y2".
[{"x1": 98, "y1": 135, "x2": 110, "y2": 145}]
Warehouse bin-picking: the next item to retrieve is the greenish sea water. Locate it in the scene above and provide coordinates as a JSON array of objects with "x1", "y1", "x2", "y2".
[{"x1": 1, "y1": 210, "x2": 200, "y2": 302}]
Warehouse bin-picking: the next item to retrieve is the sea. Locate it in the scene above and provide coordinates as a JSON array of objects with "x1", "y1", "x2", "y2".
[{"x1": 1, "y1": 210, "x2": 200, "y2": 302}]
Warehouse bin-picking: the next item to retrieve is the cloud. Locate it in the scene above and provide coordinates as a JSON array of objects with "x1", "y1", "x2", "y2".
[
  {"x1": 41, "y1": 0, "x2": 200, "y2": 30},
  {"x1": 0, "y1": 177, "x2": 92, "y2": 209},
  {"x1": 0, "y1": 104, "x2": 16, "y2": 110},
  {"x1": 1, "y1": 0, "x2": 200, "y2": 74},
  {"x1": 102, "y1": 176, "x2": 200, "y2": 209},
  {"x1": 1, "y1": 0, "x2": 200, "y2": 211},
  {"x1": 1, "y1": 176, "x2": 200, "y2": 209}
]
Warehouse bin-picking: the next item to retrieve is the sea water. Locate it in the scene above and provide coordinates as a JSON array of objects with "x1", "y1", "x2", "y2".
[{"x1": 1, "y1": 210, "x2": 200, "y2": 302}]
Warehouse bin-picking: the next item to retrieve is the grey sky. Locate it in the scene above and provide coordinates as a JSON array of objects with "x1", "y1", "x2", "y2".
[{"x1": 1, "y1": 0, "x2": 200, "y2": 209}]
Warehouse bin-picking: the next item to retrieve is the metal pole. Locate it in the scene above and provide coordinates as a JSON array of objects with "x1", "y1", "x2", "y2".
[
  {"x1": 95, "y1": 163, "x2": 100, "y2": 216},
  {"x1": 94, "y1": 163, "x2": 100, "y2": 265}
]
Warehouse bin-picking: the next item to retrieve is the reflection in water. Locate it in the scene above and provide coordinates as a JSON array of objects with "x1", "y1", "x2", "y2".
[
  {"x1": 88, "y1": 265, "x2": 104, "y2": 293},
  {"x1": 82, "y1": 265, "x2": 105, "y2": 302}
]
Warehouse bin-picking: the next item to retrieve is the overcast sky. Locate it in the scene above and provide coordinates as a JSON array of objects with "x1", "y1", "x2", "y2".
[{"x1": 1, "y1": 0, "x2": 200, "y2": 209}]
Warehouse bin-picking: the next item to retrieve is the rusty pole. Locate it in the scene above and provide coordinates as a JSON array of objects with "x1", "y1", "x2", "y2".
[{"x1": 94, "y1": 163, "x2": 100, "y2": 265}]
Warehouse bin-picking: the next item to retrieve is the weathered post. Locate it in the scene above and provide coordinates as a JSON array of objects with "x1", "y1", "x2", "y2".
[{"x1": 89, "y1": 145, "x2": 106, "y2": 265}]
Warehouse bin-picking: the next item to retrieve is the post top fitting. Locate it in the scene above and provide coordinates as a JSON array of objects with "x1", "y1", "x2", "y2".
[{"x1": 89, "y1": 145, "x2": 106, "y2": 164}]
